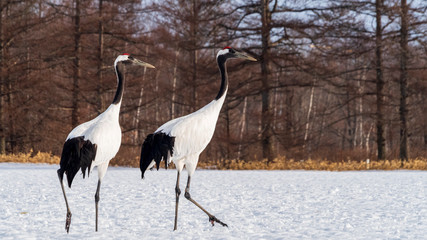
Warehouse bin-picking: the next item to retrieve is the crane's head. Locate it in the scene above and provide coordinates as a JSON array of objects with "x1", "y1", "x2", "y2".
[
  {"x1": 114, "y1": 53, "x2": 155, "y2": 68},
  {"x1": 217, "y1": 47, "x2": 257, "y2": 62}
]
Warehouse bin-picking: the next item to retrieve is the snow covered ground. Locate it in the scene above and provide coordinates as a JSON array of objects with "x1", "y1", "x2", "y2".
[{"x1": 0, "y1": 163, "x2": 426, "y2": 239}]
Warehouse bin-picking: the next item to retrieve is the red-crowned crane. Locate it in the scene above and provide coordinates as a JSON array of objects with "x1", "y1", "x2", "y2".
[
  {"x1": 139, "y1": 47, "x2": 256, "y2": 230},
  {"x1": 57, "y1": 54, "x2": 155, "y2": 233}
]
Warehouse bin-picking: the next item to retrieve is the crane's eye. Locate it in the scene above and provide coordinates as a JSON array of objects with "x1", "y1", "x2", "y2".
[{"x1": 128, "y1": 56, "x2": 134, "y2": 60}]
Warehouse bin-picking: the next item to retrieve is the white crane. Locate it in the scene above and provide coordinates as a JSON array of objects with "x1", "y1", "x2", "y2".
[
  {"x1": 57, "y1": 53, "x2": 155, "y2": 233},
  {"x1": 139, "y1": 47, "x2": 256, "y2": 230}
]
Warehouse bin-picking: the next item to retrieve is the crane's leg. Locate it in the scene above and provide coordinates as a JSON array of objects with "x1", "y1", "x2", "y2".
[
  {"x1": 57, "y1": 170, "x2": 72, "y2": 233},
  {"x1": 184, "y1": 176, "x2": 228, "y2": 227},
  {"x1": 95, "y1": 180, "x2": 101, "y2": 232},
  {"x1": 174, "y1": 171, "x2": 181, "y2": 231}
]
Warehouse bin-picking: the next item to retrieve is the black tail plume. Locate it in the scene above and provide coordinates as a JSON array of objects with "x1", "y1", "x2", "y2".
[
  {"x1": 58, "y1": 137, "x2": 97, "y2": 188},
  {"x1": 140, "y1": 132, "x2": 175, "y2": 179}
]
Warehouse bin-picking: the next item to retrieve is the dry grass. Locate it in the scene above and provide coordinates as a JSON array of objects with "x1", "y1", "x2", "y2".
[
  {"x1": 1, "y1": 152, "x2": 426, "y2": 171},
  {"x1": 0, "y1": 150, "x2": 59, "y2": 164},
  {"x1": 197, "y1": 156, "x2": 427, "y2": 171}
]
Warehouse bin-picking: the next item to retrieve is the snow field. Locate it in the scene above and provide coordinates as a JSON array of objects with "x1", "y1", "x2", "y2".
[{"x1": 0, "y1": 163, "x2": 426, "y2": 239}]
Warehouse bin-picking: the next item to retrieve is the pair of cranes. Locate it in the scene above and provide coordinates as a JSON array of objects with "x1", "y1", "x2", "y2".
[{"x1": 57, "y1": 47, "x2": 256, "y2": 233}]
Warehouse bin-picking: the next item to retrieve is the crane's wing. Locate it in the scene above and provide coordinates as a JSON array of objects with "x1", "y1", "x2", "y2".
[
  {"x1": 139, "y1": 132, "x2": 175, "y2": 179},
  {"x1": 155, "y1": 116, "x2": 184, "y2": 135},
  {"x1": 58, "y1": 136, "x2": 97, "y2": 188},
  {"x1": 66, "y1": 118, "x2": 98, "y2": 140}
]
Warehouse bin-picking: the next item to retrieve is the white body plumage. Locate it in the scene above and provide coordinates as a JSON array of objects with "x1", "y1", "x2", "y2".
[
  {"x1": 155, "y1": 92, "x2": 227, "y2": 175},
  {"x1": 66, "y1": 102, "x2": 122, "y2": 179}
]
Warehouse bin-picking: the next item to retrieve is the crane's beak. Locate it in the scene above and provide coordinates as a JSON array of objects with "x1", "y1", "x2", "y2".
[
  {"x1": 133, "y1": 58, "x2": 156, "y2": 68},
  {"x1": 235, "y1": 52, "x2": 257, "y2": 61}
]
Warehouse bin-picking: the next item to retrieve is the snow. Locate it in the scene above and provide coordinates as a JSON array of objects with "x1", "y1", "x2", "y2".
[{"x1": 0, "y1": 163, "x2": 426, "y2": 239}]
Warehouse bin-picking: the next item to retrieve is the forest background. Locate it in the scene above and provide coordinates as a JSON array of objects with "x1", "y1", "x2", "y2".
[{"x1": 1, "y1": 0, "x2": 426, "y2": 169}]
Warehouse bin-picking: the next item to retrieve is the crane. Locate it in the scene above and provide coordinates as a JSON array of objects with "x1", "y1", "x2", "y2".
[
  {"x1": 139, "y1": 47, "x2": 256, "y2": 230},
  {"x1": 57, "y1": 53, "x2": 155, "y2": 233}
]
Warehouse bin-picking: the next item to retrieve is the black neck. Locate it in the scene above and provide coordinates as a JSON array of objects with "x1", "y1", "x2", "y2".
[
  {"x1": 112, "y1": 62, "x2": 125, "y2": 105},
  {"x1": 215, "y1": 55, "x2": 228, "y2": 100}
]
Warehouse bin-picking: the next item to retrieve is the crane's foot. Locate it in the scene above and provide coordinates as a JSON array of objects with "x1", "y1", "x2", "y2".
[
  {"x1": 65, "y1": 211, "x2": 72, "y2": 233},
  {"x1": 209, "y1": 215, "x2": 228, "y2": 227}
]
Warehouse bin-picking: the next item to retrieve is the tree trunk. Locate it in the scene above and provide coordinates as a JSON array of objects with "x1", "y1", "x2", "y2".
[
  {"x1": 357, "y1": 66, "x2": 367, "y2": 149},
  {"x1": 71, "y1": 0, "x2": 81, "y2": 127},
  {"x1": 260, "y1": 0, "x2": 274, "y2": 163},
  {"x1": 345, "y1": 90, "x2": 353, "y2": 149},
  {"x1": 171, "y1": 49, "x2": 179, "y2": 119},
  {"x1": 273, "y1": 70, "x2": 281, "y2": 155},
  {"x1": 133, "y1": 45, "x2": 149, "y2": 144},
  {"x1": 6, "y1": 69, "x2": 14, "y2": 153},
  {"x1": 134, "y1": 86, "x2": 144, "y2": 144},
  {"x1": 237, "y1": 95, "x2": 248, "y2": 160},
  {"x1": 399, "y1": 0, "x2": 409, "y2": 164},
  {"x1": 366, "y1": 123, "x2": 374, "y2": 154},
  {"x1": 97, "y1": 0, "x2": 105, "y2": 113},
  {"x1": 303, "y1": 81, "x2": 315, "y2": 153},
  {"x1": 191, "y1": 0, "x2": 198, "y2": 111},
  {"x1": 225, "y1": 102, "x2": 231, "y2": 160},
  {"x1": 376, "y1": 0, "x2": 386, "y2": 160},
  {"x1": 0, "y1": 4, "x2": 5, "y2": 154},
  {"x1": 154, "y1": 60, "x2": 162, "y2": 124}
]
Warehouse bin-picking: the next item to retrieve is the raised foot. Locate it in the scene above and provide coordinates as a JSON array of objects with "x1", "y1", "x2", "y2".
[
  {"x1": 65, "y1": 211, "x2": 72, "y2": 233},
  {"x1": 209, "y1": 215, "x2": 228, "y2": 228}
]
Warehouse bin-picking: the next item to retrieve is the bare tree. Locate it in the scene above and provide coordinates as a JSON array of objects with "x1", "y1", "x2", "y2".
[
  {"x1": 0, "y1": 2, "x2": 5, "y2": 154},
  {"x1": 376, "y1": 0, "x2": 386, "y2": 160},
  {"x1": 71, "y1": 0, "x2": 81, "y2": 127},
  {"x1": 399, "y1": 0, "x2": 409, "y2": 163},
  {"x1": 260, "y1": 0, "x2": 274, "y2": 163},
  {"x1": 96, "y1": 0, "x2": 105, "y2": 113}
]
